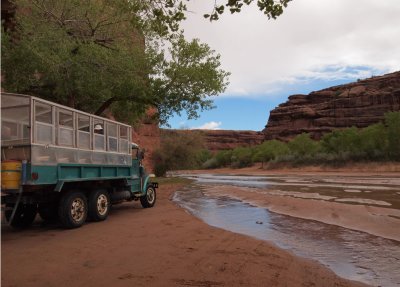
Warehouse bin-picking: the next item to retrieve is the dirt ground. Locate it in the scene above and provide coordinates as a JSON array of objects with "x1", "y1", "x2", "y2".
[{"x1": 1, "y1": 181, "x2": 366, "y2": 287}]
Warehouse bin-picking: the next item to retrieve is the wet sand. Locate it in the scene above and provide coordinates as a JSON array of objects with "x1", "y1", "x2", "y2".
[
  {"x1": 178, "y1": 163, "x2": 400, "y2": 177},
  {"x1": 205, "y1": 185, "x2": 400, "y2": 241},
  {"x1": 1, "y1": 181, "x2": 365, "y2": 287},
  {"x1": 173, "y1": 184, "x2": 400, "y2": 286},
  {"x1": 178, "y1": 168, "x2": 400, "y2": 241}
]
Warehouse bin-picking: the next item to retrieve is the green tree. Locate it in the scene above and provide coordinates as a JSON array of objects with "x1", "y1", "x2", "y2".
[
  {"x1": 205, "y1": 0, "x2": 292, "y2": 21},
  {"x1": 215, "y1": 150, "x2": 233, "y2": 167},
  {"x1": 231, "y1": 147, "x2": 254, "y2": 168},
  {"x1": 288, "y1": 133, "x2": 319, "y2": 158},
  {"x1": 385, "y1": 111, "x2": 400, "y2": 159},
  {"x1": 358, "y1": 123, "x2": 387, "y2": 159},
  {"x1": 321, "y1": 127, "x2": 360, "y2": 157},
  {"x1": 153, "y1": 130, "x2": 206, "y2": 176},
  {"x1": 1, "y1": 0, "x2": 229, "y2": 125},
  {"x1": 253, "y1": 140, "x2": 289, "y2": 167}
]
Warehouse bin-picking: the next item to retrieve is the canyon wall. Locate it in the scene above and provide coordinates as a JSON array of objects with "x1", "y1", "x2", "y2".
[
  {"x1": 162, "y1": 129, "x2": 264, "y2": 152},
  {"x1": 132, "y1": 108, "x2": 160, "y2": 172},
  {"x1": 263, "y1": 71, "x2": 400, "y2": 141}
]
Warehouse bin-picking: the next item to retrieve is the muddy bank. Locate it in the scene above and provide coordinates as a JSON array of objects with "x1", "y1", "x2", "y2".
[
  {"x1": 204, "y1": 184, "x2": 400, "y2": 242},
  {"x1": 179, "y1": 162, "x2": 400, "y2": 176},
  {"x1": 173, "y1": 184, "x2": 400, "y2": 286},
  {"x1": 1, "y1": 182, "x2": 365, "y2": 287}
]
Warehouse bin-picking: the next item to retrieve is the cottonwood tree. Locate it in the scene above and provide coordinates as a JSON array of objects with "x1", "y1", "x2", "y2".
[{"x1": 1, "y1": 0, "x2": 289, "y2": 125}]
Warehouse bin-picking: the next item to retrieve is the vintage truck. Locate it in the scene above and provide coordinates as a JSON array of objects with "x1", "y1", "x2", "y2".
[{"x1": 1, "y1": 93, "x2": 157, "y2": 229}]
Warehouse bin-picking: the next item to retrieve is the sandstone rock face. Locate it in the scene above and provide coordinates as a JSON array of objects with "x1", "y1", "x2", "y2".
[
  {"x1": 132, "y1": 108, "x2": 160, "y2": 172},
  {"x1": 263, "y1": 71, "x2": 400, "y2": 141},
  {"x1": 163, "y1": 129, "x2": 264, "y2": 152},
  {"x1": 202, "y1": 130, "x2": 264, "y2": 151}
]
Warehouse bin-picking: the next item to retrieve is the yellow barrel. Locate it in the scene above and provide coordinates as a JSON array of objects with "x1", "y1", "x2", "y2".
[{"x1": 1, "y1": 160, "x2": 22, "y2": 190}]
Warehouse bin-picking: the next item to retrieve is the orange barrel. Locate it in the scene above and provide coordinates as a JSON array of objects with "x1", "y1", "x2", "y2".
[{"x1": 1, "y1": 160, "x2": 22, "y2": 190}]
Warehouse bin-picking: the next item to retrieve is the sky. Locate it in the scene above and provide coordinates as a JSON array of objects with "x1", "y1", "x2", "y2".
[{"x1": 165, "y1": 0, "x2": 400, "y2": 131}]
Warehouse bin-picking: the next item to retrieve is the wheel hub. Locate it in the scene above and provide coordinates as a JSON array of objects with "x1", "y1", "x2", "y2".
[
  {"x1": 71, "y1": 198, "x2": 85, "y2": 222},
  {"x1": 147, "y1": 188, "x2": 155, "y2": 204},
  {"x1": 97, "y1": 194, "x2": 108, "y2": 216}
]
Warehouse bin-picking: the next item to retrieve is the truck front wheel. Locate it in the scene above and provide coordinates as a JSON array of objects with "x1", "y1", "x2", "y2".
[
  {"x1": 58, "y1": 191, "x2": 88, "y2": 229},
  {"x1": 140, "y1": 185, "x2": 156, "y2": 208},
  {"x1": 88, "y1": 189, "x2": 110, "y2": 221},
  {"x1": 5, "y1": 204, "x2": 37, "y2": 228}
]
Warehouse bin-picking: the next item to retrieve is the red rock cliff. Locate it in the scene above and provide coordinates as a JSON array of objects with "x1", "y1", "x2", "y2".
[
  {"x1": 162, "y1": 129, "x2": 264, "y2": 152},
  {"x1": 132, "y1": 108, "x2": 160, "y2": 172},
  {"x1": 263, "y1": 71, "x2": 400, "y2": 141}
]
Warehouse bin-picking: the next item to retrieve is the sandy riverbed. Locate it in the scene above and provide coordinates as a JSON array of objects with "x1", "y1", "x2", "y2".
[
  {"x1": 179, "y1": 167, "x2": 400, "y2": 241},
  {"x1": 203, "y1": 184, "x2": 400, "y2": 241},
  {"x1": 1, "y1": 181, "x2": 366, "y2": 287}
]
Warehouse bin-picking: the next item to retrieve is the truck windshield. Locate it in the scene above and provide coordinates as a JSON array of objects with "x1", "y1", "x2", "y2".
[{"x1": 1, "y1": 94, "x2": 30, "y2": 146}]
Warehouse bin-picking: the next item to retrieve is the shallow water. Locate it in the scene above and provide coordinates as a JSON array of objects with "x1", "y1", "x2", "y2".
[{"x1": 173, "y1": 174, "x2": 400, "y2": 287}]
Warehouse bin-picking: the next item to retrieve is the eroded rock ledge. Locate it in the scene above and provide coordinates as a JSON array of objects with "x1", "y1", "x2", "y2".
[{"x1": 263, "y1": 71, "x2": 400, "y2": 141}]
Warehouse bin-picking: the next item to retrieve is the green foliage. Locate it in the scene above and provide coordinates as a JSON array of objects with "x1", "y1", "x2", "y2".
[
  {"x1": 201, "y1": 112, "x2": 400, "y2": 169},
  {"x1": 253, "y1": 140, "x2": 289, "y2": 164},
  {"x1": 321, "y1": 127, "x2": 360, "y2": 157},
  {"x1": 150, "y1": 34, "x2": 230, "y2": 124},
  {"x1": 196, "y1": 149, "x2": 213, "y2": 166},
  {"x1": 358, "y1": 123, "x2": 387, "y2": 159},
  {"x1": 205, "y1": 0, "x2": 292, "y2": 21},
  {"x1": 288, "y1": 133, "x2": 319, "y2": 158},
  {"x1": 385, "y1": 112, "x2": 400, "y2": 159},
  {"x1": 231, "y1": 147, "x2": 254, "y2": 168},
  {"x1": 215, "y1": 150, "x2": 233, "y2": 167},
  {"x1": 153, "y1": 131, "x2": 207, "y2": 175},
  {"x1": 1, "y1": 0, "x2": 229, "y2": 126}
]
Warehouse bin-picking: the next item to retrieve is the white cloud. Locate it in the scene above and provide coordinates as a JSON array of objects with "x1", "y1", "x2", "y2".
[
  {"x1": 182, "y1": 0, "x2": 400, "y2": 97},
  {"x1": 191, "y1": 121, "x2": 222, "y2": 130}
]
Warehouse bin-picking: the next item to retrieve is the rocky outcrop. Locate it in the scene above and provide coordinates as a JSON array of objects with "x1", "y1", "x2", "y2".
[
  {"x1": 132, "y1": 108, "x2": 160, "y2": 172},
  {"x1": 201, "y1": 130, "x2": 264, "y2": 151},
  {"x1": 162, "y1": 129, "x2": 264, "y2": 152},
  {"x1": 263, "y1": 71, "x2": 400, "y2": 141}
]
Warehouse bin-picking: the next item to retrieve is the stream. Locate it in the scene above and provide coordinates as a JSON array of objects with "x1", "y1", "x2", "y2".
[{"x1": 172, "y1": 174, "x2": 400, "y2": 287}]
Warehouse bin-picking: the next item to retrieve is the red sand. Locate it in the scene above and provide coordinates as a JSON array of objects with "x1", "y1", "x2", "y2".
[{"x1": 1, "y1": 182, "x2": 366, "y2": 287}]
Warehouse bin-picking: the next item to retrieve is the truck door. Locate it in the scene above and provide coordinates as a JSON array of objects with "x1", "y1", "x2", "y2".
[{"x1": 131, "y1": 146, "x2": 141, "y2": 192}]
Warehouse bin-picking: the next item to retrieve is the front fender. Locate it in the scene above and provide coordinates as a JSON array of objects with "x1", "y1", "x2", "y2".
[
  {"x1": 142, "y1": 175, "x2": 151, "y2": 194},
  {"x1": 141, "y1": 175, "x2": 158, "y2": 194}
]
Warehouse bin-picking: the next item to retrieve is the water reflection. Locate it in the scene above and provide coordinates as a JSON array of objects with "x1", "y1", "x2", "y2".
[{"x1": 173, "y1": 183, "x2": 400, "y2": 287}]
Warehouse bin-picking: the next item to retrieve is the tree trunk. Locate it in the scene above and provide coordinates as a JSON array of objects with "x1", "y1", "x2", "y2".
[{"x1": 95, "y1": 97, "x2": 117, "y2": 116}]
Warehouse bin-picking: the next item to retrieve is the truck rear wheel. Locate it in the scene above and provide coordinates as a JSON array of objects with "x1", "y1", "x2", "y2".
[
  {"x1": 58, "y1": 191, "x2": 88, "y2": 229},
  {"x1": 140, "y1": 185, "x2": 156, "y2": 208},
  {"x1": 88, "y1": 189, "x2": 110, "y2": 221},
  {"x1": 38, "y1": 203, "x2": 58, "y2": 222},
  {"x1": 5, "y1": 204, "x2": 37, "y2": 228}
]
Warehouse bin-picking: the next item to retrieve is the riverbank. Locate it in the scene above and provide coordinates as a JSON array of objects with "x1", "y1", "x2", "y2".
[
  {"x1": 1, "y1": 180, "x2": 365, "y2": 287},
  {"x1": 176, "y1": 169, "x2": 400, "y2": 242},
  {"x1": 180, "y1": 162, "x2": 400, "y2": 176}
]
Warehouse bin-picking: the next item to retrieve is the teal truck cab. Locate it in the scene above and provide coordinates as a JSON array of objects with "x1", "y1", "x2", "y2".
[{"x1": 1, "y1": 93, "x2": 157, "y2": 229}]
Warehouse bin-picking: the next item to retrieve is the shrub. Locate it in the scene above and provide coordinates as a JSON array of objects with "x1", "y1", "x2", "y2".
[
  {"x1": 253, "y1": 140, "x2": 289, "y2": 166},
  {"x1": 215, "y1": 150, "x2": 233, "y2": 167},
  {"x1": 288, "y1": 133, "x2": 319, "y2": 158},
  {"x1": 358, "y1": 123, "x2": 387, "y2": 160},
  {"x1": 153, "y1": 130, "x2": 207, "y2": 174},
  {"x1": 231, "y1": 147, "x2": 254, "y2": 168},
  {"x1": 202, "y1": 157, "x2": 219, "y2": 169},
  {"x1": 385, "y1": 111, "x2": 400, "y2": 159},
  {"x1": 321, "y1": 127, "x2": 360, "y2": 157}
]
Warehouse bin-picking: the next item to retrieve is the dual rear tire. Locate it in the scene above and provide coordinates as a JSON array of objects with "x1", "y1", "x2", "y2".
[
  {"x1": 58, "y1": 189, "x2": 110, "y2": 229},
  {"x1": 5, "y1": 204, "x2": 37, "y2": 228},
  {"x1": 6, "y1": 186, "x2": 155, "y2": 229}
]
